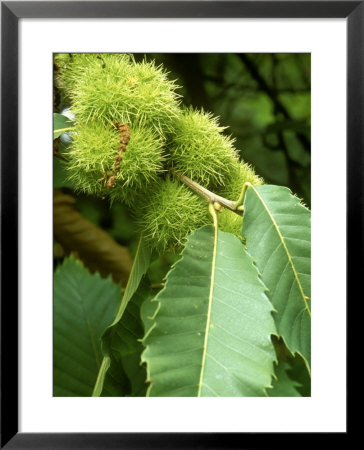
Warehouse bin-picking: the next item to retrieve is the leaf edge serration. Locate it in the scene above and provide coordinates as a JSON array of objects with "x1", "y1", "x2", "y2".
[{"x1": 141, "y1": 225, "x2": 277, "y2": 397}]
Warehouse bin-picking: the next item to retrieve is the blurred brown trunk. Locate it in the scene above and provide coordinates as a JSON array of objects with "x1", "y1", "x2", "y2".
[{"x1": 54, "y1": 189, "x2": 132, "y2": 286}]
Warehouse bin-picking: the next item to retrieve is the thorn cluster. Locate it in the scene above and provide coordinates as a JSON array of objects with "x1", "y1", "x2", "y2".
[
  {"x1": 168, "y1": 107, "x2": 239, "y2": 188},
  {"x1": 218, "y1": 160, "x2": 264, "y2": 201},
  {"x1": 55, "y1": 53, "x2": 265, "y2": 251},
  {"x1": 136, "y1": 177, "x2": 211, "y2": 252}
]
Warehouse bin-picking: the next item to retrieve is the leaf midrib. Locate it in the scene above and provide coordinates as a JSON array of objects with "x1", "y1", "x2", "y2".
[
  {"x1": 79, "y1": 289, "x2": 101, "y2": 368},
  {"x1": 249, "y1": 186, "x2": 311, "y2": 317},
  {"x1": 197, "y1": 208, "x2": 218, "y2": 397}
]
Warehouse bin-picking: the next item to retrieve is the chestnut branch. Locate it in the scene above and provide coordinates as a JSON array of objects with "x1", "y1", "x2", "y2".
[{"x1": 172, "y1": 169, "x2": 246, "y2": 216}]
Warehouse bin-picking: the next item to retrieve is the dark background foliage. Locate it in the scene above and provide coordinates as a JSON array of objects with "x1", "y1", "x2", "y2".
[{"x1": 54, "y1": 53, "x2": 311, "y2": 284}]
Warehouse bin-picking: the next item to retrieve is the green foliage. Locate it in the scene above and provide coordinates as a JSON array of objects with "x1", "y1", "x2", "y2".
[
  {"x1": 242, "y1": 184, "x2": 311, "y2": 370},
  {"x1": 101, "y1": 278, "x2": 152, "y2": 397},
  {"x1": 53, "y1": 53, "x2": 311, "y2": 398},
  {"x1": 53, "y1": 156, "x2": 73, "y2": 189},
  {"x1": 103, "y1": 237, "x2": 151, "y2": 332},
  {"x1": 53, "y1": 112, "x2": 74, "y2": 138},
  {"x1": 268, "y1": 361, "x2": 302, "y2": 397},
  {"x1": 53, "y1": 256, "x2": 123, "y2": 396},
  {"x1": 269, "y1": 336, "x2": 311, "y2": 397},
  {"x1": 142, "y1": 225, "x2": 277, "y2": 396},
  {"x1": 93, "y1": 237, "x2": 151, "y2": 396}
]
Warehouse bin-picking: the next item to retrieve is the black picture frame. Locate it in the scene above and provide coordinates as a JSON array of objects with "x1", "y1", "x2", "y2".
[{"x1": 1, "y1": 1, "x2": 357, "y2": 448}]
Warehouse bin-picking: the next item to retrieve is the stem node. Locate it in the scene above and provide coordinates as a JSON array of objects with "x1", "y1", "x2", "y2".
[{"x1": 172, "y1": 169, "x2": 244, "y2": 216}]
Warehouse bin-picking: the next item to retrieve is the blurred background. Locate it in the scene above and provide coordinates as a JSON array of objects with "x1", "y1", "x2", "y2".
[
  {"x1": 54, "y1": 53, "x2": 311, "y2": 285},
  {"x1": 139, "y1": 53, "x2": 311, "y2": 205}
]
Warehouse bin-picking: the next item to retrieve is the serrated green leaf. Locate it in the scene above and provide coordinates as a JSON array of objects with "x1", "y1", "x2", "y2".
[
  {"x1": 104, "y1": 236, "x2": 151, "y2": 331},
  {"x1": 285, "y1": 352, "x2": 311, "y2": 397},
  {"x1": 101, "y1": 278, "x2": 152, "y2": 396},
  {"x1": 92, "y1": 355, "x2": 130, "y2": 397},
  {"x1": 142, "y1": 223, "x2": 276, "y2": 397},
  {"x1": 53, "y1": 257, "x2": 124, "y2": 396},
  {"x1": 141, "y1": 289, "x2": 159, "y2": 336},
  {"x1": 268, "y1": 361, "x2": 302, "y2": 397},
  {"x1": 242, "y1": 184, "x2": 311, "y2": 370},
  {"x1": 54, "y1": 113, "x2": 74, "y2": 139},
  {"x1": 93, "y1": 237, "x2": 152, "y2": 396}
]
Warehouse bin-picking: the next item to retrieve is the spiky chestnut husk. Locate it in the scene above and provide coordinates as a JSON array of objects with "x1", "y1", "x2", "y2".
[
  {"x1": 218, "y1": 159, "x2": 264, "y2": 201},
  {"x1": 58, "y1": 53, "x2": 181, "y2": 136},
  {"x1": 54, "y1": 53, "x2": 74, "y2": 97},
  {"x1": 136, "y1": 177, "x2": 211, "y2": 252},
  {"x1": 54, "y1": 53, "x2": 115, "y2": 103},
  {"x1": 66, "y1": 120, "x2": 166, "y2": 202},
  {"x1": 214, "y1": 160, "x2": 262, "y2": 238},
  {"x1": 218, "y1": 208, "x2": 243, "y2": 238},
  {"x1": 168, "y1": 107, "x2": 239, "y2": 188},
  {"x1": 54, "y1": 53, "x2": 129, "y2": 99}
]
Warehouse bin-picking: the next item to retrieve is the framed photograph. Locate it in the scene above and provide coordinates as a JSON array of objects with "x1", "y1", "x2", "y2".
[{"x1": 1, "y1": 1, "x2": 357, "y2": 447}]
